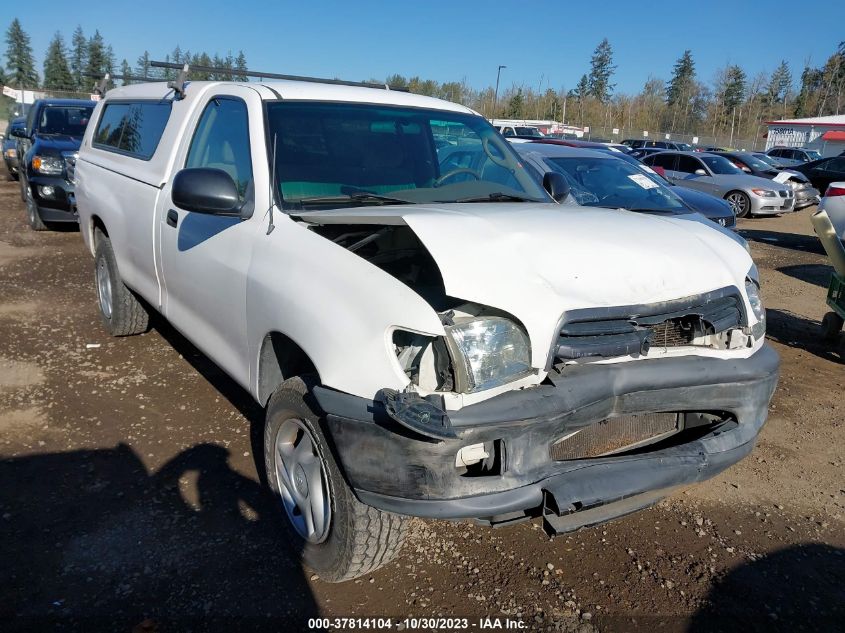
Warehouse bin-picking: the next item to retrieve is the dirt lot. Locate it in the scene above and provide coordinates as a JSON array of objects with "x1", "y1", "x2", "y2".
[{"x1": 0, "y1": 179, "x2": 843, "y2": 632}]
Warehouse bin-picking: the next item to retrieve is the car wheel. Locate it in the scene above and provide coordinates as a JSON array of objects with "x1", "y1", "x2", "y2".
[
  {"x1": 726, "y1": 191, "x2": 751, "y2": 218},
  {"x1": 821, "y1": 311, "x2": 844, "y2": 342},
  {"x1": 24, "y1": 184, "x2": 47, "y2": 231},
  {"x1": 264, "y1": 376, "x2": 409, "y2": 582},
  {"x1": 93, "y1": 229, "x2": 149, "y2": 336}
]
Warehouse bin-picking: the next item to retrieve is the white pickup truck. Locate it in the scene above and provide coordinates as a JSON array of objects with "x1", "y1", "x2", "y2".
[{"x1": 76, "y1": 77, "x2": 779, "y2": 582}]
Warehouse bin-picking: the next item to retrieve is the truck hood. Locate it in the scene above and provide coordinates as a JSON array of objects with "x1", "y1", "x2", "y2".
[
  {"x1": 296, "y1": 203, "x2": 753, "y2": 366},
  {"x1": 32, "y1": 134, "x2": 82, "y2": 153}
]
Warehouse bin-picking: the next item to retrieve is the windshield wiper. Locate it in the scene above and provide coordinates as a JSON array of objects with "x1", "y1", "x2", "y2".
[
  {"x1": 453, "y1": 192, "x2": 539, "y2": 203},
  {"x1": 298, "y1": 193, "x2": 413, "y2": 207}
]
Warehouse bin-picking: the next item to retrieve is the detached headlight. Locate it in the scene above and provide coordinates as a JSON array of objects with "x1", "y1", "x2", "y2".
[
  {"x1": 32, "y1": 154, "x2": 64, "y2": 175},
  {"x1": 745, "y1": 276, "x2": 766, "y2": 339},
  {"x1": 444, "y1": 317, "x2": 532, "y2": 393},
  {"x1": 751, "y1": 188, "x2": 776, "y2": 198}
]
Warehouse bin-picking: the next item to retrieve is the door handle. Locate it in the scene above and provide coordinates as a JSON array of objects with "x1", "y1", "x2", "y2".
[{"x1": 166, "y1": 209, "x2": 179, "y2": 228}]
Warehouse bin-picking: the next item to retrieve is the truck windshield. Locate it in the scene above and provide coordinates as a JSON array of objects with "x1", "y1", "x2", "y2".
[
  {"x1": 543, "y1": 156, "x2": 687, "y2": 212},
  {"x1": 265, "y1": 102, "x2": 549, "y2": 209},
  {"x1": 37, "y1": 106, "x2": 94, "y2": 137}
]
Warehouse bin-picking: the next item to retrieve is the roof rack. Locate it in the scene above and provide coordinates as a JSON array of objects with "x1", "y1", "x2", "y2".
[
  {"x1": 84, "y1": 72, "x2": 159, "y2": 95},
  {"x1": 149, "y1": 60, "x2": 410, "y2": 92}
]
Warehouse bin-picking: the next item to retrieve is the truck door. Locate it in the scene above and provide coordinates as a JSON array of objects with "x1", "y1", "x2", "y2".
[{"x1": 154, "y1": 86, "x2": 267, "y2": 386}]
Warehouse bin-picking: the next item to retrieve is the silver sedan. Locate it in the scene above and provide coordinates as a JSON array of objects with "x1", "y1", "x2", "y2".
[{"x1": 642, "y1": 151, "x2": 795, "y2": 217}]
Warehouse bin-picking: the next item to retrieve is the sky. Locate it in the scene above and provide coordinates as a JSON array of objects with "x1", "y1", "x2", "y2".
[{"x1": 7, "y1": 0, "x2": 843, "y2": 95}]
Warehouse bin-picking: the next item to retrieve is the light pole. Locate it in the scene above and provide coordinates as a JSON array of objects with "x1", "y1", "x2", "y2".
[{"x1": 493, "y1": 65, "x2": 506, "y2": 118}]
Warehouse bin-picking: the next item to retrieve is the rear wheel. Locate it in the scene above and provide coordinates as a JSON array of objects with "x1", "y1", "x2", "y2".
[
  {"x1": 93, "y1": 230, "x2": 149, "y2": 336},
  {"x1": 726, "y1": 191, "x2": 751, "y2": 218},
  {"x1": 821, "y1": 311, "x2": 844, "y2": 342},
  {"x1": 264, "y1": 376, "x2": 409, "y2": 582}
]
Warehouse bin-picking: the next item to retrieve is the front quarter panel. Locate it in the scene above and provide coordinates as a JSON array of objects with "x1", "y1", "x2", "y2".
[{"x1": 247, "y1": 215, "x2": 445, "y2": 401}]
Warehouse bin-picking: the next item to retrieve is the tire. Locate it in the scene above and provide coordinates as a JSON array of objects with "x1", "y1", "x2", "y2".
[
  {"x1": 264, "y1": 376, "x2": 409, "y2": 582},
  {"x1": 838, "y1": 335, "x2": 845, "y2": 364},
  {"x1": 24, "y1": 183, "x2": 47, "y2": 231},
  {"x1": 821, "y1": 311, "x2": 844, "y2": 342},
  {"x1": 725, "y1": 190, "x2": 752, "y2": 218},
  {"x1": 93, "y1": 230, "x2": 149, "y2": 336}
]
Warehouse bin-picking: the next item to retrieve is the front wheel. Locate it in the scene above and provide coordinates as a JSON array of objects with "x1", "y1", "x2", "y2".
[
  {"x1": 725, "y1": 191, "x2": 751, "y2": 218},
  {"x1": 24, "y1": 184, "x2": 47, "y2": 231},
  {"x1": 264, "y1": 376, "x2": 409, "y2": 582},
  {"x1": 93, "y1": 230, "x2": 149, "y2": 336}
]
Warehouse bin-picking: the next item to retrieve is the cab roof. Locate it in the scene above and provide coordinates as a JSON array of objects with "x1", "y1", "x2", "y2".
[{"x1": 101, "y1": 80, "x2": 476, "y2": 115}]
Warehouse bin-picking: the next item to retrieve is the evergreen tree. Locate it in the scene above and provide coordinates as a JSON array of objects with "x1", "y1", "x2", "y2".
[
  {"x1": 666, "y1": 50, "x2": 695, "y2": 106},
  {"x1": 505, "y1": 89, "x2": 524, "y2": 118},
  {"x1": 85, "y1": 30, "x2": 107, "y2": 81},
  {"x1": 43, "y1": 32, "x2": 73, "y2": 90},
  {"x1": 587, "y1": 38, "x2": 615, "y2": 103},
  {"x1": 234, "y1": 51, "x2": 248, "y2": 81},
  {"x1": 120, "y1": 58, "x2": 132, "y2": 85},
  {"x1": 70, "y1": 26, "x2": 87, "y2": 91},
  {"x1": 4, "y1": 18, "x2": 39, "y2": 88},
  {"x1": 105, "y1": 44, "x2": 116, "y2": 87},
  {"x1": 136, "y1": 50, "x2": 152, "y2": 79},
  {"x1": 722, "y1": 65, "x2": 746, "y2": 111}
]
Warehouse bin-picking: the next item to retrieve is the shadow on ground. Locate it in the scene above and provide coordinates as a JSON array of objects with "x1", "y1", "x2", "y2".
[
  {"x1": 764, "y1": 308, "x2": 842, "y2": 363},
  {"x1": 739, "y1": 229, "x2": 825, "y2": 256},
  {"x1": 777, "y1": 263, "x2": 834, "y2": 289},
  {"x1": 0, "y1": 443, "x2": 317, "y2": 631},
  {"x1": 687, "y1": 543, "x2": 845, "y2": 632}
]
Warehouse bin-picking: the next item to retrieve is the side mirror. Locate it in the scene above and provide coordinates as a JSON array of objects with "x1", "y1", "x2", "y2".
[
  {"x1": 694, "y1": 168, "x2": 708, "y2": 176},
  {"x1": 10, "y1": 127, "x2": 27, "y2": 139},
  {"x1": 543, "y1": 171, "x2": 570, "y2": 202},
  {"x1": 172, "y1": 168, "x2": 242, "y2": 216}
]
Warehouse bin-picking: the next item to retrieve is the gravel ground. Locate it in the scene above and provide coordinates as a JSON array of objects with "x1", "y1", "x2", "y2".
[{"x1": 0, "y1": 179, "x2": 842, "y2": 632}]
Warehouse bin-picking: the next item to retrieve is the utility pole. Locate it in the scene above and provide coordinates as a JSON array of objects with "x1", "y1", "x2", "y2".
[{"x1": 493, "y1": 65, "x2": 506, "y2": 119}]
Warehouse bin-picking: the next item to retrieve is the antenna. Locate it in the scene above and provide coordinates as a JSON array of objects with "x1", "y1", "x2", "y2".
[
  {"x1": 168, "y1": 63, "x2": 190, "y2": 100},
  {"x1": 149, "y1": 60, "x2": 409, "y2": 92},
  {"x1": 267, "y1": 133, "x2": 278, "y2": 235}
]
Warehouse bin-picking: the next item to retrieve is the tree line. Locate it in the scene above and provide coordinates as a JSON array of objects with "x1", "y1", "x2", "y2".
[
  {"x1": 1, "y1": 17, "x2": 249, "y2": 95},
  {"x1": 4, "y1": 17, "x2": 843, "y2": 144}
]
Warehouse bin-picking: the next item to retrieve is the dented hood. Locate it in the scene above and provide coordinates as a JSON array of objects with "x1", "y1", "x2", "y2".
[{"x1": 296, "y1": 203, "x2": 753, "y2": 366}]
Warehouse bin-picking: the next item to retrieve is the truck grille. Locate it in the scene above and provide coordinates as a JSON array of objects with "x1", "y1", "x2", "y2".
[
  {"x1": 553, "y1": 289, "x2": 744, "y2": 361},
  {"x1": 63, "y1": 152, "x2": 78, "y2": 184},
  {"x1": 550, "y1": 412, "x2": 680, "y2": 460}
]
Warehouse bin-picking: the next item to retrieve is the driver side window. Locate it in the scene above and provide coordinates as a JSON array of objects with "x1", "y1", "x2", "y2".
[
  {"x1": 676, "y1": 155, "x2": 703, "y2": 174},
  {"x1": 186, "y1": 97, "x2": 253, "y2": 201}
]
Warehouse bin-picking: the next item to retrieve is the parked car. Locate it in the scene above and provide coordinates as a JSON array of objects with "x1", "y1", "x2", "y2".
[
  {"x1": 524, "y1": 138, "x2": 628, "y2": 153},
  {"x1": 817, "y1": 181, "x2": 845, "y2": 241},
  {"x1": 611, "y1": 151, "x2": 737, "y2": 229},
  {"x1": 711, "y1": 151, "x2": 820, "y2": 210},
  {"x1": 3, "y1": 117, "x2": 25, "y2": 181},
  {"x1": 513, "y1": 143, "x2": 738, "y2": 231},
  {"x1": 496, "y1": 125, "x2": 544, "y2": 138},
  {"x1": 76, "y1": 77, "x2": 777, "y2": 582},
  {"x1": 642, "y1": 151, "x2": 795, "y2": 217},
  {"x1": 621, "y1": 139, "x2": 686, "y2": 150},
  {"x1": 766, "y1": 147, "x2": 822, "y2": 167},
  {"x1": 11, "y1": 98, "x2": 95, "y2": 230},
  {"x1": 752, "y1": 152, "x2": 786, "y2": 169},
  {"x1": 789, "y1": 156, "x2": 845, "y2": 195},
  {"x1": 629, "y1": 147, "x2": 667, "y2": 160}
]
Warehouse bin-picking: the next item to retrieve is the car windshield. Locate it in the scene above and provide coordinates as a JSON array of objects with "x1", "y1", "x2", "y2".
[
  {"x1": 805, "y1": 149, "x2": 822, "y2": 160},
  {"x1": 675, "y1": 143, "x2": 693, "y2": 151},
  {"x1": 734, "y1": 154, "x2": 774, "y2": 171},
  {"x1": 542, "y1": 156, "x2": 686, "y2": 212},
  {"x1": 265, "y1": 102, "x2": 549, "y2": 209},
  {"x1": 700, "y1": 155, "x2": 743, "y2": 175},
  {"x1": 754, "y1": 153, "x2": 780, "y2": 167},
  {"x1": 515, "y1": 127, "x2": 543, "y2": 137},
  {"x1": 37, "y1": 105, "x2": 93, "y2": 137}
]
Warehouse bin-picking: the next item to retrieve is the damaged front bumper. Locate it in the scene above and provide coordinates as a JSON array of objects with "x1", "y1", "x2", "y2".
[{"x1": 313, "y1": 344, "x2": 779, "y2": 533}]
